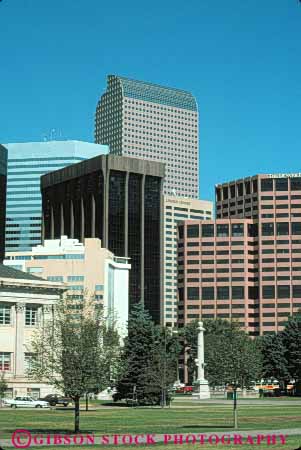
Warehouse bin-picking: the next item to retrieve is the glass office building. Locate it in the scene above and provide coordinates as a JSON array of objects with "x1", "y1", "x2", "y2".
[
  {"x1": 0, "y1": 145, "x2": 8, "y2": 261},
  {"x1": 95, "y1": 75, "x2": 199, "y2": 198},
  {"x1": 3, "y1": 141, "x2": 108, "y2": 253}
]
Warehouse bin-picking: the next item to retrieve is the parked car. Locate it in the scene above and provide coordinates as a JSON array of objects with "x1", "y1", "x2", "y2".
[
  {"x1": 175, "y1": 385, "x2": 193, "y2": 394},
  {"x1": 4, "y1": 396, "x2": 50, "y2": 409},
  {"x1": 38, "y1": 394, "x2": 71, "y2": 407}
]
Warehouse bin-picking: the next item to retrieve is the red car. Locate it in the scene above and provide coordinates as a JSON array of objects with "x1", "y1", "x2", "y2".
[{"x1": 176, "y1": 386, "x2": 193, "y2": 394}]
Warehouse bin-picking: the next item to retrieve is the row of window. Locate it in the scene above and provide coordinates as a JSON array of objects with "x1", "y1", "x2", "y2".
[
  {"x1": 0, "y1": 352, "x2": 34, "y2": 372},
  {"x1": 183, "y1": 285, "x2": 301, "y2": 301},
  {"x1": 0, "y1": 305, "x2": 38, "y2": 326},
  {"x1": 180, "y1": 222, "x2": 301, "y2": 240}
]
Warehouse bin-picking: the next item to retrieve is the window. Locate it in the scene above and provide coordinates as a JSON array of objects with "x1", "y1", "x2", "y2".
[
  {"x1": 187, "y1": 225, "x2": 199, "y2": 238},
  {"x1": 24, "y1": 353, "x2": 36, "y2": 373},
  {"x1": 292, "y1": 223, "x2": 301, "y2": 235},
  {"x1": 187, "y1": 287, "x2": 199, "y2": 300},
  {"x1": 232, "y1": 286, "x2": 244, "y2": 299},
  {"x1": 67, "y1": 276, "x2": 84, "y2": 282},
  {"x1": 232, "y1": 223, "x2": 244, "y2": 237},
  {"x1": 276, "y1": 222, "x2": 289, "y2": 236},
  {"x1": 178, "y1": 226, "x2": 184, "y2": 239},
  {"x1": 217, "y1": 286, "x2": 229, "y2": 300},
  {"x1": 291, "y1": 178, "x2": 301, "y2": 191},
  {"x1": 0, "y1": 353, "x2": 11, "y2": 371},
  {"x1": 275, "y1": 178, "x2": 288, "y2": 191},
  {"x1": 95, "y1": 284, "x2": 104, "y2": 291},
  {"x1": 293, "y1": 285, "x2": 301, "y2": 298},
  {"x1": 277, "y1": 285, "x2": 290, "y2": 298},
  {"x1": 0, "y1": 304, "x2": 11, "y2": 325},
  {"x1": 47, "y1": 276, "x2": 64, "y2": 282},
  {"x1": 202, "y1": 224, "x2": 214, "y2": 237},
  {"x1": 248, "y1": 223, "x2": 258, "y2": 237},
  {"x1": 262, "y1": 286, "x2": 275, "y2": 299},
  {"x1": 217, "y1": 224, "x2": 229, "y2": 237},
  {"x1": 202, "y1": 287, "x2": 214, "y2": 300},
  {"x1": 25, "y1": 307, "x2": 38, "y2": 326},
  {"x1": 261, "y1": 179, "x2": 273, "y2": 191},
  {"x1": 262, "y1": 223, "x2": 274, "y2": 236}
]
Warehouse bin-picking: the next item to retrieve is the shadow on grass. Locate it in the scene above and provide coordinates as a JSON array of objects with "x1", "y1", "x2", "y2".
[{"x1": 182, "y1": 425, "x2": 233, "y2": 429}]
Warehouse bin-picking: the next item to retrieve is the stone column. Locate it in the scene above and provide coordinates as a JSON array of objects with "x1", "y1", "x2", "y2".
[
  {"x1": 91, "y1": 194, "x2": 96, "y2": 238},
  {"x1": 70, "y1": 200, "x2": 74, "y2": 239},
  {"x1": 193, "y1": 321, "x2": 210, "y2": 400},
  {"x1": 50, "y1": 206, "x2": 54, "y2": 239},
  {"x1": 60, "y1": 203, "x2": 64, "y2": 237},
  {"x1": 14, "y1": 303, "x2": 25, "y2": 377},
  {"x1": 140, "y1": 175, "x2": 145, "y2": 306},
  {"x1": 124, "y1": 172, "x2": 129, "y2": 257},
  {"x1": 103, "y1": 168, "x2": 110, "y2": 248},
  {"x1": 80, "y1": 197, "x2": 85, "y2": 243}
]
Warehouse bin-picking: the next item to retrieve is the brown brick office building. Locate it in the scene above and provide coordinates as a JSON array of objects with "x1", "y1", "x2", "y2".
[{"x1": 178, "y1": 174, "x2": 301, "y2": 336}]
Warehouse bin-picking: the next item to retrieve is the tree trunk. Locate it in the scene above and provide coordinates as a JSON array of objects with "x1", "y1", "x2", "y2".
[
  {"x1": 85, "y1": 393, "x2": 89, "y2": 411},
  {"x1": 74, "y1": 396, "x2": 80, "y2": 433}
]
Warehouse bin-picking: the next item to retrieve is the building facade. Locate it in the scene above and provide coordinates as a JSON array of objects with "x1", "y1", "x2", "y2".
[
  {"x1": 0, "y1": 264, "x2": 64, "y2": 398},
  {"x1": 162, "y1": 195, "x2": 212, "y2": 327},
  {"x1": 95, "y1": 75, "x2": 199, "y2": 198},
  {"x1": 179, "y1": 174, "x2": 301, "y2": 336},
  {"x1": 0, "y1": 145, "x2": 7, "y2": 262},
  {"x1": 41, "y1": 154, "x2": 165, "y2": 323},
  {"x1": 3, "y1": 141, "x2": 108, "y2": 253},
  {"x1": 4, "y1": 236, "x2": 130, "y2": 336}
]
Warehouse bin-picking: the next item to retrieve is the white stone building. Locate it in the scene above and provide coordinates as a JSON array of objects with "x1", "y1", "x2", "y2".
[{"x1": 0, "y1": 264, "x2": 65, "y2": 398}]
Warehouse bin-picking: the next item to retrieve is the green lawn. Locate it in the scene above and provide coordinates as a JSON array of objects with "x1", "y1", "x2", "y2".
[
  {"x1": 0, "y1": 403, "x2": 301, "y2": 441},
  {"x1": 27, "y1": 441, "x2": 301, "y2": 450}
]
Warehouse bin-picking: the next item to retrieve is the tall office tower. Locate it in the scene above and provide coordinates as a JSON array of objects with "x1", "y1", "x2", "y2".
[
  {"x1": 41, "y1": 154, "x2": 165, "y2": 323},
  {"x1": 0, "y1": 145, "x2": 7, "y2": 262},
  {"x1": 95, "y1": 75, "x2": 199, "y2": 198},
  {"x1": 179, "y1": 173, "x2": 301, "y2": 336},
  {"x1": 3, "y1": 141, "x2": 108, "y2": 253},
  {"x1": 162, "y1": 195, "x2": 212, "y2": 327}
]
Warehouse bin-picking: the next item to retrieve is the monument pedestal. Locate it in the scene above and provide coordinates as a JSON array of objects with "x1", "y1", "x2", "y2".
[{"x1": 192, "y1": 379, "x2": 211, "y2": 400}]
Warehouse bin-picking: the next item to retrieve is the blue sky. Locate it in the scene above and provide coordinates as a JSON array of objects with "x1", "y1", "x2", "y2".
[{"x1": 0, "y1": 0, "x2": 300, "y2": 202}]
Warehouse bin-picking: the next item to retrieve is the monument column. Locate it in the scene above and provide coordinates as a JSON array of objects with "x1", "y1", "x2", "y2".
[
  {"x1": 14, "y1": 303, "x2": 25, "y2": 377},
  {"x1": 193, "y1": 321, "x2": 210, "y2": 400}
]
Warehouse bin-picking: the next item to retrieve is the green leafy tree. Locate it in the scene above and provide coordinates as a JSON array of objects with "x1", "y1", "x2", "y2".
[
  {"x1": 258, "y1": 333, "x2": 289, "y2": 387},
  {"x1": 281, "y1": 315, "x2": 301, "y2": 383},
  {"x1": 115, "y1": 304, "x2": 180, "y2": 406},
  {"x1": 29, "y1": 297, "x2": 121, "y2": 433},
  {"x1": 0, "y1": 372, "x2": 8, "y2": 407}
]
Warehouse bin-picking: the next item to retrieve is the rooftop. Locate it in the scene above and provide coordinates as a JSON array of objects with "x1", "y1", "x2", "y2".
[{"x1": 108, "y1": 75, "x2": 198, "y2": 112}]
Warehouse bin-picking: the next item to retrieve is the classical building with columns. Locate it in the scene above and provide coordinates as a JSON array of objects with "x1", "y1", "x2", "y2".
[
  {"x1": 41, "y1": 155, "x2": 165, "y2": 323},
  {"x1": 0, "y1": 264, "x2": 65, "y2": 398}
]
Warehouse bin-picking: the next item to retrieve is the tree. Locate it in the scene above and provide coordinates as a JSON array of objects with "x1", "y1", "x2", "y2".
[
  {"x1": 0, "y1": 372, "x2": 8, "y2": 407},
  {"x1": 259, "y1": 333, "x2": 289, "y2": 388},
  {"x1": 29, "y1": 296, "x2": 121, "y2": 433},
  {"x1": 114, "y1": 304, "x2": 180, "y2": 406},
  {"x1": 281, "y1": 315, "x2": 301, "y2": 383}
]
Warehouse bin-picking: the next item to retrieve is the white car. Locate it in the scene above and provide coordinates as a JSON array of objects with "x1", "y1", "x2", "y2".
[{"x1": 4, "y1": 396, "x2": 50, "y2": 409}]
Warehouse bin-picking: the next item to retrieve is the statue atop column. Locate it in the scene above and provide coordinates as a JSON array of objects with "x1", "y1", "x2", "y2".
[{"x1": 193, "y1": 321, "x2": 210, "y2": 400}]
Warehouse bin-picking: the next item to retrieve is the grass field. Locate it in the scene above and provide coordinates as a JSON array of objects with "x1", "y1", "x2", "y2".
[
  {"x1": 0, "y1": 402, "x2": 301, "y2": 440},
  {"x1": 26, "y1": 442, "x2": 301, "y2": 450}
]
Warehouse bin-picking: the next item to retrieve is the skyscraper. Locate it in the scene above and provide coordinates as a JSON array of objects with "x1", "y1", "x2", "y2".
[
  {"x1": 162, "y1": 195, "x2": 212, "y2": 327},
  {"x1": 3, "y1": 141, "x2": 108, "y2": 253},
  {"x1": 0, "y1": 145, "x2": 7, "y2": 261},
  {"x1": 41, "y1": 154, "x2": 165, "y2": 323},
  {"x1": 178, "y1": 173, "x2": 301, "y2": 337},
  {"x1": 95, "y1": 75, "x2": 199, "y2": 198}
]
